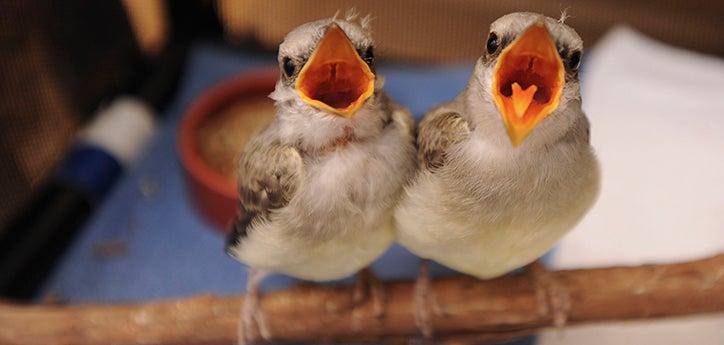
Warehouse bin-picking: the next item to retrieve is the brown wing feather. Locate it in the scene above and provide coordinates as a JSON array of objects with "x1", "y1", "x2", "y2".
[
  {"x1": 226, "y1": 138, "x2": 303, "y2": 249},
  {"x1": 417, "y1": 111, "x2": 470, "y2": 171}
]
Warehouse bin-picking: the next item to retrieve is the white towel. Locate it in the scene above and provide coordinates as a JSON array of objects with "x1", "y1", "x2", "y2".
[{"x1": 541, "y1": 26, "x2": 724, "y2": 345}]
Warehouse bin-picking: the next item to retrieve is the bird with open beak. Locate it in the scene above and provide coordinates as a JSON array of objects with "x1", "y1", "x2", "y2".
[
  {"x1": 394, "y1": 12, "x2": 600, "y2": 339},
  {"x1": 226, "y1": 14, "x2": 417, "y2": 344}
]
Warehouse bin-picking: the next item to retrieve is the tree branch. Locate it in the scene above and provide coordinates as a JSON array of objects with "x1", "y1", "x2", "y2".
[{"x1": 1, "y1": 254, "x2": 723, "y2": 345}]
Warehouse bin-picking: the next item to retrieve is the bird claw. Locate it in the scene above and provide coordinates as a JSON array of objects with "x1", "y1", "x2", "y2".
[
  {"x1": 254, "y1": 309, "x2": 272, "y2": 340},
  {"x1": 353, "y1": 267, "x2": 387, "y2": 319},
  {"x1": 239, "y1": 269, "x2": 271, "y2": 345},
  {"x1": 242, "y1": 301, "x2": 271, "y2": 343},
  {"x1": 413, "y1": 260, "x2": 446, "y2": 343},
  {"x1": 527, "y1": 260, "x2": 570, "y2": 327}
]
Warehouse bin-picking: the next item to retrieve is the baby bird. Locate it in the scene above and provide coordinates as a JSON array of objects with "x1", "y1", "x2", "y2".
[
  {"x1": 226, "y1": 14, "x2": 417, "y2": 344},
  {"x1": 394, "y1": 12, "x2": 600, "y2": 338}
]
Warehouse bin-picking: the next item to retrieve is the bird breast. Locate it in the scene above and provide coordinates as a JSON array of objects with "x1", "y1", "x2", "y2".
[
  {"x1": 396, "y1": 135, "x2": 599, "y2": 278},
  {"x1": 279, "y1": 125, "x2": 416, "y2": 241}
]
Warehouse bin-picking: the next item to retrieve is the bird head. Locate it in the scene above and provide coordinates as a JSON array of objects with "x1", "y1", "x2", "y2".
[
  {"x1": 471, "y1": 12, "x2": 583, "y2": 147},
  {"x1": 271, "y1": 16, "x2": 377, "y2": 119}
]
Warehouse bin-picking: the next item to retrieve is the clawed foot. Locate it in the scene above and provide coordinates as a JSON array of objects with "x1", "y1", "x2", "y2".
[
  {"x1": 353, "y1": 267, "x2": 387, "y2": 318},
  {"x1": 239, "y1": 269, "x2": 271, "y2": 345},
  {"x1": 413, "y1": 260, "x2": 446, "y2": 344},
  {"x1": 527, "y1": 260, "x2": 570, "y2": 327}
]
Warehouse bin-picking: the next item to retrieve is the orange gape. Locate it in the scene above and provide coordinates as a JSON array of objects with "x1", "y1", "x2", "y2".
[
  {"x1": 296, "y1": 24, "x2": 375, "y2": 117},
  {"x1": 492, "y1": 23, "x2": 565, "y2": 146}
]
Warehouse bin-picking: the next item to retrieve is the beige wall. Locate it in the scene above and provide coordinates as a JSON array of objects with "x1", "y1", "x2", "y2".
[{"x1": 217, "y1": 0, "x2": 724, "y2": 63}]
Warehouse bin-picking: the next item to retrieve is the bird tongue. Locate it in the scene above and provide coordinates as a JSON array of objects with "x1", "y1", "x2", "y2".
[
  {"x1": 511, "y1": 82, "x2": 538, "y2": 118},
  {"x1": 491, "y1": 22, "x2": 564, "y2": 146}
]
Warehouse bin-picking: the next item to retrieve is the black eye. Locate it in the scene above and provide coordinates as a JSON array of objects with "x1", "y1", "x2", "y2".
[
  {"x1": 361, "y1": 46, "x2": 374, "y2": 65},
  {"x1": 486, "y1": 32, "x2": 499, "y2": 54},
  {"x1": 282, "y1": 57, "x2": 295, "y2": 77},
  {"x1": 558, "y1": 46, "x2": 568, "y2": 60},
  {"x1": 568, "y1": 50, "x2": 581, "y2": 70}
]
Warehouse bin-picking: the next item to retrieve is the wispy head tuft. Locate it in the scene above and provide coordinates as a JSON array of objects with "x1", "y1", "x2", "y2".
[{"x1": 558, "y1": 8, "x2": 571, "y2": 24}]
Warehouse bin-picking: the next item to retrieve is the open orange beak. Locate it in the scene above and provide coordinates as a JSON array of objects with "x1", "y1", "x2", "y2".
[
  {"x1": 492, "y1": 23, "x2": 564, "y2": 146},
  {"x1": 295, "y1": 24, "x2": 375, "y2": 118}
]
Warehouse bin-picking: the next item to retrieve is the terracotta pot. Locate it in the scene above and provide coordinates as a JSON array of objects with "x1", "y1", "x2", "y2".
[{"x1": 178, "y1": 67, "x2": 278, "y2": 232}]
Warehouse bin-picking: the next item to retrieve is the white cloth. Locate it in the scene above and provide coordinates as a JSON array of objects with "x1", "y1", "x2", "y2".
[
  {"x1": 80, "y1": 97, "x2": 156, "y2": 167},
  {"x1": 540, "y1": 26, "x2": 724, "y2": 345}
]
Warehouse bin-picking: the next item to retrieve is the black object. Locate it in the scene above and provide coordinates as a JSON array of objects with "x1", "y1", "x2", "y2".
[
  {"x1": 0, "y1": 0, "x2": 227, "y2": 300},
  {"x1": 0, "y1": 42, "x2": 186, "y2": 301},
  {"x1": 0, "y1": 183, "x2": 92, "y2": 299}
]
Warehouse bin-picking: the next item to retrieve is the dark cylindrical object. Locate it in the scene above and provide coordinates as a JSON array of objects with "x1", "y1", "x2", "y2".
[
  {"x1": 0, "y1": 43, "x2": 185, "y2": 300},
  {"x1": 0, "y1": 182, "x2": 92, "y2": 299}
]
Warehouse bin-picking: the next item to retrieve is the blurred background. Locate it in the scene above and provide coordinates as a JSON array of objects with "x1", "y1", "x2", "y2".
[{"x1": 0, "y1": 0, "x2": 722, "y2": 344}]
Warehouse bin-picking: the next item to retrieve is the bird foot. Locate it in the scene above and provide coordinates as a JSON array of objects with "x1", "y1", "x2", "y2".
[
  {"x1": 353, "y1": 267, "x2": 387, "y2": 319},
  {"x1": 413, "y1": 260, "x2": 447, "y2": 344},
  {"x1": 238, "y1": 269, "x2": 271, "y2": 345},
  {"x1": 527, "y1": 260, "x2": 570, "y2": 327},
  {"x1": 240, "y1": 297, "x2": 271, "y2": 344}
]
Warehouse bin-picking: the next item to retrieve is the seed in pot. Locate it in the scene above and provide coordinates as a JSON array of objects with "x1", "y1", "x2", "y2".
[{"x1": 196, "y1": 96, "x2": 275, "y2": 180}]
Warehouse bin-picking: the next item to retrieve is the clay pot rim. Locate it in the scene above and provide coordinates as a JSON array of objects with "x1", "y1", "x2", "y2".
[{"x1": 177, "y1": 67, "x2": 280, "y2": 201}]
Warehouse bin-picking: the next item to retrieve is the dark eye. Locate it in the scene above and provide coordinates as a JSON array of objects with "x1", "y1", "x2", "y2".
[
  {"x1": 486, "y1": 32, "x2": 499, "y2": 54},
  {"x1": 568, "y1": 50, "x2": 581, "y2": 70},
  {"x1": 282, "y1": 57, "x2": 295, "y2": 77},
  {"x1": 558, "y1": 46, "x2": 568, "y2": 60},
  {"x1": 361, "y1": 46, "x2": 374, "y2": 65}
]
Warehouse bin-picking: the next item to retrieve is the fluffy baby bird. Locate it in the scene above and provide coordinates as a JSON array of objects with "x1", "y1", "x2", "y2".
[
  {"x1": 226, "y1": 14, "x2": 417, "y2": 344},
  {"x1": 395, "y1": 12, "x2": 600, "y2": 338}
]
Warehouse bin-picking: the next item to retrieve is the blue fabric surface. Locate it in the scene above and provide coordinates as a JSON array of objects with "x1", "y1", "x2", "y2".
[
  {"x1": 41, "y1": 43, "x2": 535, "y2": 345},
  {"x1": 41, "y1": 44, "x2": 474, "y2": 303}
]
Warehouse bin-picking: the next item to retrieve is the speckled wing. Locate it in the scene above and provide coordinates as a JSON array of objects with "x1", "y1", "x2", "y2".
[
  {"x1": 380, "y1": 92, "x2": 415, "y2": 138},
  {"x1": 416, "y1": 110, "x2": 471, "y2": 171},
  {"x1": 225, "y1": 138, "x2": 303, "y2": 250}
]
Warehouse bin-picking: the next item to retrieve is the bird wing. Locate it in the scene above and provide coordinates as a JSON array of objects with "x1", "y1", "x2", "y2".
[
  {"x1": 382, "y1": 93, "x2": 416, "y2": 138},
  {"x1": 226, "y1": 137, "x2": 303, "y2": 247},
  {"x1": 417, "y1": 110, "x2": 470, "y2": 171}
]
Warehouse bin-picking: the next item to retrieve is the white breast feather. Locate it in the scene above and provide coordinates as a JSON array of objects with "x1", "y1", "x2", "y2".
[
  {"x1": 234, "y1": 108, "x2": 416, "y2": 281},
  {"x1": 396, "y1": 133, "x2": 600, "y2": 279}
]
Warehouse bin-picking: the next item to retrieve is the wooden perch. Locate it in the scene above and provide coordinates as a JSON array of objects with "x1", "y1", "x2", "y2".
[{"x1": 1, "y1": 254, "x2": 723, "y2": 345}]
